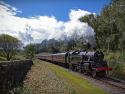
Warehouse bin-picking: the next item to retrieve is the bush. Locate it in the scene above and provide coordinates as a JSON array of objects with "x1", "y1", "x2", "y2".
[
  {"x1": 105, "y1": 52, "x2": 125, "y2": 80},
  {"x1": 108, "y1": 62, "x2": 125, "y2": 80}
]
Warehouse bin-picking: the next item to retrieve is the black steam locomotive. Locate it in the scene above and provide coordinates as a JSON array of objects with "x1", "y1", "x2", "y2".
[
  {"x1": 37, "y1": 50, "x2": 112, "y2": 77},
  {"x1": 65, "y1": 50, "x2": 112, "y2": 77}
]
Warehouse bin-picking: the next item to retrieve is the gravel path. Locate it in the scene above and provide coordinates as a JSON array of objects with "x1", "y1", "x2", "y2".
[{"x1": 19, "y1": 60, "x2": 74, "y2": 94}]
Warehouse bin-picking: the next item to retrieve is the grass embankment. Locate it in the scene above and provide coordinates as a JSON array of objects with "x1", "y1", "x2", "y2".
[
  {"x1": 48, "y1": 63, "x2": 107, "y2": 94},
  {"x1": 15, "y1": 60, "x2": 107, "y2": 94},
  {"x1": 0, "y1": 54, "x2": 25, "y2": 61}
]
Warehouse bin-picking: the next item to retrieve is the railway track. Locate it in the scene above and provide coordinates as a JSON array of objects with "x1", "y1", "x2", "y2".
[
  {"x1": 38, "y1": 58, "x2": 125, "y2": 91},
  {"x1": 73, "y1": 70, "x2": 125, "y2": 90},
  {"x1": 65, "y1": 67, "x2": 125, "y2": 90},
  {"x1": 78, "y1": 73, "x2": 125, "y2": 94},
  {"x1": 75, "y1": 70, "x2": 125, "y2": 90},
  {"x1": 96, "y1": 77, "x2": 125, "y2": 90},
  {"x1": 62, "y1": 66, "x2": 125, "y2": 90}
]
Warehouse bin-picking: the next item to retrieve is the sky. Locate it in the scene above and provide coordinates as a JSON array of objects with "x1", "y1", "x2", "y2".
[
  {"x1": 0, "y1": 0, "x2": 111, "y2": 45},
  {"x1": 2, "y1": 0, "x2": 111, "y2": 21}
]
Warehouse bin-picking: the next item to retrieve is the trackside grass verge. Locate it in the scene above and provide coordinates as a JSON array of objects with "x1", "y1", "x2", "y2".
[
  {"x1": 14, "y1": 60, "x2": 74, "y2": 94},
  {"x1": 14, "y1": 60, "x2": 108, "y2": 94},
  {"x1": 48, "y1": 63, "x2": 108, "y2": 94}
]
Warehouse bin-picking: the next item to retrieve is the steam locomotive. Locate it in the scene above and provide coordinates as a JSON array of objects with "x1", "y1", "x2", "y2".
[{"x1": 37, "y1": 50, "x2": 112, "y2": 77}]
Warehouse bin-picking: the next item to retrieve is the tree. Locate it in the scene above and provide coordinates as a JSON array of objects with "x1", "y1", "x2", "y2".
[
  {"x1": 24, "y1": 43, "x2": 36, "y2": 59},
  {"x1": 119, "y1": 35, "x2": 125, "y2": 55},
  {"x1": 47, "y1": 39, "x2": 60, "y2": 53},
  {"x1": 79, "y1": 0, "x2": 125, "y2": 52},
  {"x1": 0, "y1": 34, "x2": 21, "y2": 60}
]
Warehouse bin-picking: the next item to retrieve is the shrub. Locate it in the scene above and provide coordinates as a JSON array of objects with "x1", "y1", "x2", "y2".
[{"x1": 106, "y1": 52, "x2": 125, "y2": 80}]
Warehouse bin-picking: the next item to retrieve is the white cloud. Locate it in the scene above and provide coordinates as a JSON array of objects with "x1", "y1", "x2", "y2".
[
  {"x1": 69, "y1": 9, "x2": 90, "y2": 21},
  {"x1": 0, "y1": 2, "x2": 95, "y2": 45}
]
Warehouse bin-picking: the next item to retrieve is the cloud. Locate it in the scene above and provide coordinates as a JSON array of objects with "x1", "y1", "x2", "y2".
[
  {"x1": 0, "y1": 1, "x2": 95, "y2": 45},
  {"x1": 69, "y1": 9, "x2": 91, "y2": 21}
]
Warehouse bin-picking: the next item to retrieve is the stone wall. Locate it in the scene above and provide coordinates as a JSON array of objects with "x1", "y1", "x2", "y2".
[{"x1": 0, "y1": 59, "x2": 33, "y2": 94}]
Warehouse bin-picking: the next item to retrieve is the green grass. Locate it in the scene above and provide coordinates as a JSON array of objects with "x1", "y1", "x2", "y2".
[
  {"x1": 48, "y1": 63, "x2": 108, "y2": 94},
  {"x1": 0, "y1": 54, "x2": 25, "y2": 61},
  {"x1": 14, "y1": 54, "x2": 26, "y2": 60},
  {"x1": 0, "y1": 56, "x2": 6, "y2": 61},
  {"x1": 14, "y1": 60, "x2": 75, "y2": 94},
  {"x1": 13, "y1": 60, "x2": 108, "y2": 94}
]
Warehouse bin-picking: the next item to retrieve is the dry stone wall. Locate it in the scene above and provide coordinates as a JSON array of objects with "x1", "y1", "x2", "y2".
[{"x1": 0, "y1": 59, "x2": 33, "y2": 94}]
